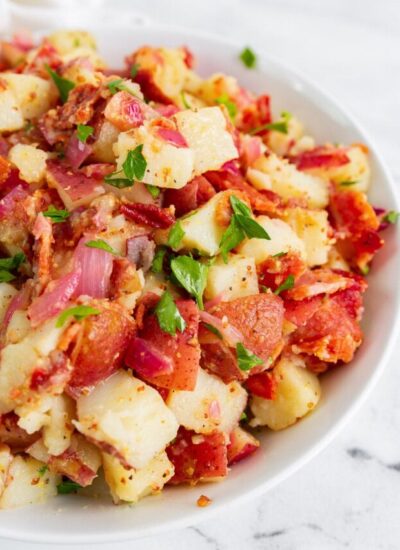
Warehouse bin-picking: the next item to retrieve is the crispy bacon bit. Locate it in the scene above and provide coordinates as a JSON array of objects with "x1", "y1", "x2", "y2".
[
  {"x1": 197, "y1": 494, "x2": 212, "y2": 507},
  {"x1": 285, "y1": 268, "x2": 355, "y2": 301},
  {"x1": 237, "y1": 94, "x2": 272, "y2": 135},
  {"x1": 181, "y1": 46, "x2": 195, "y2": 69},
  {"x1": 0, "y1": 156, "x2": 11, "y2": 185},
  {"x1": 81, "y1": 163, "x2": 115, "y2": 180},
  {"x1": 0, "y1": 184, "x2": 29, "y2": 219},
  {"x1": 32, "y1": 213, "x2": 54, "y2": 288},
  {"x1": 167, "y1": 428, "x2": 228, "y2": 485},
  {"x1": 0, "y1": 413, "x2": 38, "y2": 450},
  {"x1": 284, "y1": 296, "x2": 324, "y2": 327},
  {"x1": 164, "y1": 176, "x2": 216, "y2": 217},
  {"x1": 258, "y1": 252, "x2": 307, "y2": 293},
  {"x1": 245, "y1": 371, "x2": 277, "y2": 399},
  {"x1": 292, "y1": 145, "x2": 350, "y2": 171},
  {"x1": 227, "y1": 426, "x2": 260, "y2": 465},
  {"x1": 121, "y1": 203, "x2": 175, "y2": 229},
  {"x1": 29, "y1": 350, "x2": 71, "y2": 391}
]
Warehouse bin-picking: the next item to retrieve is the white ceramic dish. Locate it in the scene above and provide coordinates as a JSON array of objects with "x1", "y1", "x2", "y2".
[{"x1": 0, "y1": 21, "x2": 399, "y2": 545}]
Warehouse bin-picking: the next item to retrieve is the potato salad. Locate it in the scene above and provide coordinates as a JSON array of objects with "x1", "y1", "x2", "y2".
[{"x1": 0, "y1": 31, "x2": 393, "y2": 509}]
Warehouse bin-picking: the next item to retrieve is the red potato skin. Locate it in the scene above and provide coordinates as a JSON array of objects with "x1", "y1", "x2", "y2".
[
  {"x1": 0, "y1": 413, "x2": 39, "y2": 451},
  {"x1": 227, "y1": 426, "x2": 260, "y2": 466},
  {"x1": 67, "y1": 301, "x2": 136, "y2": 397},
  {"x1": 129, "y1": 299, "x2": 201, "y2": 390},
  {"x1": 244, "y1": 371, "x2": 277, "y2": 400},
  {"x1": 166, "y1": 428, "x2": 228, "y2": 485},
  {"x1": 201, "y1": 293, "x2": 284, "y2": 383},
  {"x1": 48, "y1": 451, "x2": 97, "y2": 487}
]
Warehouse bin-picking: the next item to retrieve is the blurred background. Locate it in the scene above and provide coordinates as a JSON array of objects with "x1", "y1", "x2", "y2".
[{"x1": 0, "y1": 1, "x2": 399, "y2": 549}]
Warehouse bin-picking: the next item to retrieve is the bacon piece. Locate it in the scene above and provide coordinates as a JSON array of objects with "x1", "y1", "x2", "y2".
[
  {"x1": 29, "y1": 350, "x2": 71, "y2": 391},
  {"x1": 130, "y1": 299, "x2": 200, "y2": 390},
  {"x1": 163, "y1": 175, "x2": 216, "y2": 217},
  {"x1": 236, "y1": 94, "x2": 272, "y2": 135},
  {"x1": 104, "y1": 91, "x2": 144, "y2": 131},
  {"x1": 67, "y1": 301, "x2": 136, "y2": 397},
  {"x1": 81, "y1": 163, "x2": 115, "y2": 179},
  {"x1": 166, "y1": 428, "x2": 228, "y2": 485},
  {"x1": 121, "y1": 203, "x2": 175, "y2": 229},
  {"x1": 0, "y1": 184, "x2": 29, "y2": 219},
  {"x1": 285, "y1": 268, "x2": 355, "y2": 301},
  {"x1": 32, "y1": 213, "x2": 54, "y2": 288},
  {"x1": 257, "y1": 252, "x2": 307, "y2": 293},
  {"x1": 292, "y1": 145, "x2": 350, "y2": 171},
  {"x1": 244, "y1": 370, "x2": 277, "y2": 399},
  {"x1": 329, "y1": 189, "x2": 384, "y2": 271},
  {"x1": 0, "y1": 156, "x2": 11, "y2": 186},
  {"x1": 0, "y1": 413, "x2": 38, "y2": 450},
  {"x1": 181, "y1": 46, "x2": 195, "y2": 69},
  {"x1": 201, "y1": 294, "x2": 284, "y2": 382},
  {"x1": 284, "y1": 296, "x2": 324, "y2": 327},
  {"x1": 290, "y1": 298, "x2": 362, "y2": 363}
]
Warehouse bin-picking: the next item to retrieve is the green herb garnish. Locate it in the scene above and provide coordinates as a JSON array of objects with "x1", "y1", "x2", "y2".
[
  {"x1": 215, "y1": 94, "x2": 237, "y2": 121},
  {"x1": 239, "y1": 47, "x2": 257, "y2": 68},
  {"x1": 151, "y1": 247, "x2": 167, "y2": 274},
  {"x1": 202, "y1": 322, "x2": 222, "y2": 339},
  {"x1": 45, "y1": 64, "x2": 75, "y2": 103},
  {"x1": 38, "y1": 465, "x2": 48, "y2": 477},
  {"x1": 76, "y1": 124, "x2": 94, "y2": 143},
  {"x1": 250, "y1": 111, "x2": 292, "y2": 135},
  {"x1": 57, "y1": 480, "x2": 83, "y2": 495},
  {"x1": 85, "y1": 239, "x2": 118, "y2": 255},
  {"x1": 56, "y1": 305, "x2": 101, "y2": 328},
  {"x1": 340, "y1": 180, "x2": 358, "y2": 187},
  {"x1": 146, "y1": 184, "x2": 160, "y2": 199},
  {"x1": 43, "y1": 205, "x2": 70, "y2": 223},
  {"x1": 0, "y1": 252, "x2": 25, "y2": 281},
  {"x1": 155, "y1": 290, "x2": 186, "y2": 336},
  {"x1": 272, "y1": 251, "x2": 288, "y2": 258},
  {"x1": 181, "y1": 90, "x2": 190, "y2": 109},
  {"x1": 167, "y1": 222, "x2": 185, "y2": 250},
  {"x1": 236, "y1": 342, "x2": 263, "y2": 371},
  {"x1": 170, "y1": 255, "x2": 208, "y2": 309},
  {"x1": 383, "y1": 210, "x2": 400, "y2": 224},
  {"x1": 274, "y1": 274, "x2": 295, "y2": 295},
  {"x1": 105, "y1": 145, "x2": 147, "y2": 188},
  {"x1": 107, "y1": 78, "x2": 137, "y2": 96},
  {"x1": 130, "y1": 63, "x2": 139, "y2": 78}
]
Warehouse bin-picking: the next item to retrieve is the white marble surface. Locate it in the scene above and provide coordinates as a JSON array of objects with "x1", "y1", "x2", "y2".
[{"x1": 1, "y1": 0, "x2": 400, "y2": 548}]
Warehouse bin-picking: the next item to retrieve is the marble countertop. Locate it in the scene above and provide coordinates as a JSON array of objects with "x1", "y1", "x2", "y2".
[{"x1": 1, "y1": 0, "x2": 400, "y2": 548}]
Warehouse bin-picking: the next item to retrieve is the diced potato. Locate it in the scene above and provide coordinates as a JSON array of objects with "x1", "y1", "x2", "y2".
[
  {"x1": 74, "y1": 370, "x2": 179, "y2": 469},
  {"x1": 61, "y1": 62, "x2": 103, "y2": 87},
  {"x1": 238, "y1": 215, "x2": 306, "y2": 264},
  {"x1": 103, "y1": 451, "x2": 174, "y2": 504},
  {"x1": 0, "y1": 80, "x2": 24, "y2": 131},
  {"x1": 282, "y1": 207, "x2": 331, "y2": 267},
  {"x1": 1, "y1": 73, "x2": 56, "y2": 120},
  {"x1": 47, "y1": 30, "x2": 97, "y2": 55},
  {"x1": 0, "y1": 444, "x2": 12, "y2": 497},
  {"x1": 303, "y1": 145, "x2": 371, "y2": 193},
  {"x1": 61, "y1": 48, "x2": 106, "y2": 70},
  {"x1": 205, "y1": 254, "x2": 259, "y2": 301},
  {"x1": 114, "y1": 126, "x2": 194, "y2": 189},
  {"x1": 0, "y1": 455, "x2": 59, "y2": 509},
  {"x1": 92, "y1": 121, "x2": 120, "y2": 163},
  {"x1": 174, "y1": 107, "x2": 238, "y2": 175},
  {"x1": 5, "y1": 310, "x2": 31, "y2": 344},
  {"x1": 250, "y1": 355, "x2": 321, "y2": 430},
  {"x1": 42, "y1": 395, "x2": 75, "y2": 456},
  {"x1": 187, "y1": 72, "x2": 240, "y2": 105},
  {"x1": 0, "y1": 282, "x2": 18, "y2": 324},
  {"x1": 246, "y1": 167, "x2": 272, "y2": 190},
  {"x1": 15, "y1": 395, "x2": 54, "y2": 435},
  {"x1": 156, "y1": 191, "x2": 231, "y2": 256},
  {"x1": 324, "y1": 246, "x2": 350, "y2": 271},
  {"x1": 8, "y1": 144, "x2": 48, "y2": 184},
  {"x1": 265, "y1": 115, "x2": 304, "y2": 157},
  {"x1": 253, "y1": 154, "x2": 329, "y2": 208},
  {"x1": 0, "y1": 318, "x2": 65, "y2": 414},
  {"x1": 96, "y1": 213, "x2": 142, "y2": 255},
  {"x1": 167, "y1": 368, "x2": 247, "y2": 434}
]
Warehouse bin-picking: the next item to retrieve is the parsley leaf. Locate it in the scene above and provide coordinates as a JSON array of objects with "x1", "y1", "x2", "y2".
[
  {"x1": 340, "y1": 180, "x2": 358, "y2": 187},
  {"x1": 170, "y1": 255, "x2": 208, "y2": 309},
  {"x1": 202, "y1": 322, "x2": 222, "y2": 339},
  {"x1": 0, "y1": 252, "x2": 25, "y2": 271},
  {"x1": 85, "y1": 239, "x2": 118, "y2": 255},
  {"x1": 236, "y1": 342, "x2": 263, "y2": 371},
  {"x1": 274, "y1": 274, "x2": 295, "y2": 295},
  {"x1": 240, "y1": 411, "x2": 248, "y2": 422},
  {"x1": 45, "y1": 64, "x2": 75, "y2": 103},
  {"x1": 0, "y1": 270, "x2": 15, "y2": 282},
  {"x1": 250, "y1": 111, "x2": 292, "y2": 135},
  {"x1": 181, "y1": 90, "x2": 190, "y2": 109},
  {"x1": 130, "y1": 63, "x2": 139, "y2": 78},
  {"x1": 122, "y1": 145, "x2": 147, "y2": 182},
  {"x1": 104, "y1": 173, "x2": 133, "y2": 188},
  {"x1": 76, "y1": 124, "x2": 94, "y2": 143},
  {"x1": 360, "y1": 265, "x2": 370, "y2": 276},
  {"x1": 151, "y1": 247, "x2": 167, "y2": 274},
  {"x1": 57, "y1": 480, "x2": 82, "y2": 495},
  {"x1": 146, "y1": 184, "x2": 160, "y2": 199},
  {"x1": 56, "y1": 305, "x2": 101, "y2": 328},
  {"x1": 383, "y1": 210, "x2": 400, "y2": 224},
  {"x1": 219, "y1": 195, "x2": 270, "y2": 262},
  {"x1": 43, "y1": 205, "x2": 70, "y2": 223},
  {"x1": 272, "y1": 251, "x2": 287, "y2": 258},
  {"x1": 239, "y1": 47, "x2": 257, "y2": 68},
  {"x1": 167, "y1": 222, "x2": 185, "y2": 250},
  {"x1": 107, "y1": 78, "x2": 137, "y2": 96},
  {"x1": 155, "y1": 290, "x2": 186, "y2": 336},
  {"x1": 38, "y1": 465, "x2": 48, "y2": 477},
  {"x1": 215, "y1": 94, "x2": 237, "y2": 121}
]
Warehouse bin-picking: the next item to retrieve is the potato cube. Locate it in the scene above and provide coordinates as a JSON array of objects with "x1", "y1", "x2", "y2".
[
  {"x1": 0, "y1": 444, "x2": 12, "y2": 497},
  {"x1": 1, "y1": 73, "x2": 56, "y2": 120},
  {"x1": 0, "y1": 282, "x2": 18, "y2": 324},
  {"x1": 250, "y1": 355, "x2": 321, "y2": 431},
  {"x1": 74, "y1": 370, "x2": 179, "y2": 469},
  {"x1": 0, "y1": 80, "x2": 23, "y2": 131},
  {"x1": 8, "y1": 144, "x2": 48, "y2": 184},
  {"x1": 167, "y1": 368, "x2": 247, "y2": 434},
  {"x1": 205, "y1": 254, "x2": 259, "y2": 301},
  {"x1": 47, "y1": 30, "x2": 97, "y2": 55}
]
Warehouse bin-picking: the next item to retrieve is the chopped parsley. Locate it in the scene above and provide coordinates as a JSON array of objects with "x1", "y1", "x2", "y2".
[
  {"x1": 45, "y1": 64, "x2": 75, "y2": 104},
  {"x1": 181, "y1": 90, "x2": 191, "y2": 109},
  {"x1": 274, "y1": 274, "x2": 295, "y2": 295},
  {"x1": 151, "y1": 247, "x2": 167, "y2": 274},
  {"x1": 43, "y1": 205, "x2": 70, "y2": 223},
  {"x1": 250, "y1": 111, "x2": 292, "y2": 135},
  {"x1": 76, "y1": 124, "x2": 94, "y2": 143},
  {"x1": 383, "y1": 210, "x2": 400, "y2": 224},
  {"x1": 107, "y1": 78, "x2": 137, "y2": 96},
  {"x1": 155, "y1": 290, "x2": 186, "y2": 336},
  {"x1": 56, "y1": 305, "x2": 101, "y2": 328},
  {"x1": 340, "y1": 180, "x2": 358, "y2": 187},
  {"x1": 272, "y1": 251, "x2": 288, "y2": 258},
  {"x1": 0, "y1": 252, "x2": 25, "y2": 282},
  {"x1": 170, "y1": 255, "x2": 208, "y2": 309},
  {"x1": 57, "y1": 480, "x2": 83, "y2": 495},
  {"x1": 167, "y1": 222, "x2": 185, "y2": 250},
  {"x1": 202, "y1": 322, "x2": 222, "y2": 340},
  {"x1": 146, "y1": 184, "x2": 160, "y2": 199},
  {"x1": 38, "y1": 465, "x2": 48, "y2": 477},
  {"x1": 239, "y1": 47, "x2": 257, "y2": 69},
  {"x1": 215, "y1": 94, "x2": 237, "y2": 121},
  {"x1": 130, "y1": 63, "x2": 139, "y2": 78},
  {"x1": 85, "y1": 239, "x2": 118, "y2": 255},
  {"x1": 236, "y1": 343, "x2": 263, "y2": 371},
  {"x1": 104, "y1": 145, "x2": 147, "y2": 188},
  {"x1": 220, "y1": 195, "x2": 270, "y2": 262}
]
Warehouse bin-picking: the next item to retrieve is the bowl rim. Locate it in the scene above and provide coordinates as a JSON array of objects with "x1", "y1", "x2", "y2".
[{"x1": 1, "y1": 20, "x2": 399, "y2": 545}]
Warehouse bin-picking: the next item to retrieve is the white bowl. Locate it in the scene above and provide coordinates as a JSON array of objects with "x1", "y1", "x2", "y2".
[{"x1": 1, "y1": 22, "x2": 399, "y2": 545}]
